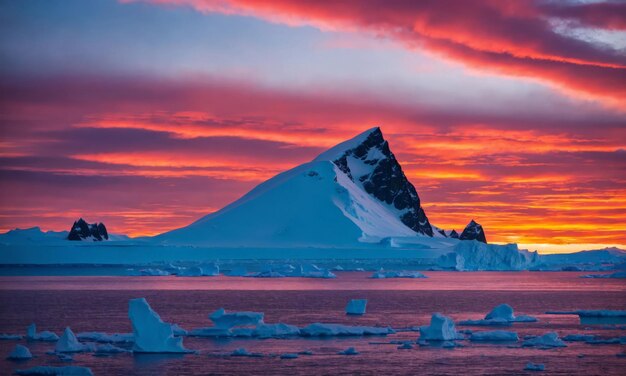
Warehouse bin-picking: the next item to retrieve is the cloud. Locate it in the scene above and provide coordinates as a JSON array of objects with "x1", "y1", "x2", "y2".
[{"x1": 126, "y1": 0, "x2": 626, "y2": 105}]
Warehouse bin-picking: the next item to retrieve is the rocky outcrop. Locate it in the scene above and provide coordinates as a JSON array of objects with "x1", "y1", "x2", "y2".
[
  {"x1": 459, "y1": 220, "x2": 486, "y2": 243},
  {"x1": 330, "y1": 128, "x2": 433, "y2": 236},
  {"x1": 67, "y1": 218, "x2": 108, "y2": 241}
]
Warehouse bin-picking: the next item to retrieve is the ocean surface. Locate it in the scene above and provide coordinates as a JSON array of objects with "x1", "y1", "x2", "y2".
[{"x1": 0, "y1": 272, "x2": 625, "y2": 375}]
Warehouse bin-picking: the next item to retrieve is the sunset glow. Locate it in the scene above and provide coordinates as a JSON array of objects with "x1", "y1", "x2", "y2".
[{"x1": 1, "y1": 0, "x2": 625, "y2": 252}]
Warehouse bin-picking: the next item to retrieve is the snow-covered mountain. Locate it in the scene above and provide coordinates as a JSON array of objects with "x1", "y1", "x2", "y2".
[{"x1": 157, "y1": 128, "x2": 454, "y2": 247}]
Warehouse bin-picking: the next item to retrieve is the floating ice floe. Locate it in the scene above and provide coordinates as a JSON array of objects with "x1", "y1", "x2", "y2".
[
  {"x1": 93, "y1": 344, "x2": 128, "y2": 355},
  {"x1": 469, "y1": 330, "x2": 519, "y2": 342},
  {"x1": 139, "y1": 268, "x2": 170, "y2": 276},
  {"x1": 581, "y1": 271, "x2": 626, "y2": 279},
  {"x1": 7, "y1": 344, "x2": 33, "y2": 360},
  {"x1": 576, "y1": 310, "x2": 626, "y2": 317},
  {"x1": 419, "y1": 313, "x2": 461, "y2": 341},
  {"x1": 128, "y1": 297, "x2": 190, "y2": 353},
  {"x1": 585, "y1": 336, "x2": 626, "y2": 345},
  {"x1": 346, "y1": 299, "x2": 367, "y2": 315},
  {"x1": 397, "y1": 342, "x2": 413, "y2": 349},
  {"x1": 280, "y1": 353, "x2": 298, "y2": 359},
  {"x1": 225, "y1": 266, "x2": 248, "y2": 277},
  {"x1": 177, "y1": 263, "x2": 220, "y2": 277},
  {"x1": 254, "y1": 323, "x2": 300, "y2": 338},
  {"x1": 0, "y1": 333, "x2": 23, "y2": 340},
  {"x1": 524, "y1": 363, "x2": 545, "y2": 371},
  {"x1": 15, "y1": 366, "x2": 94, "y2": 376},
  {"x1": 56, "y1": 327, "x2": 93, "y2": 353},
  {"x1": 230, "y1": 348, "x2": 262, "y2": 357},
  {"x1": 210, "y1": 308, "x2": 264, "y2": 328},
  {"x1": 459, "y1": 304, "x2": 537, "y2": 326},
  {"x1": 338, "y1": 347, "x2": 359, "y2": 355},
  {"x1": 301, "y1": 323, "x2": 394, "y2": 337},
  {"x1": 522, "y1": 332, "x2": 566, "y2": 348},
  {"x1": 26, "y1": 324, "x2": 59, "y2": 342},
  {"x1": 76, "y1": 332, "x2": 133, "y2": 344},
  {"x1": 370, "y1": 270, "x2": 427, "y2": 279},
  {"x1": 563, "y1": 334, "x2": 595, "y2": 342}
]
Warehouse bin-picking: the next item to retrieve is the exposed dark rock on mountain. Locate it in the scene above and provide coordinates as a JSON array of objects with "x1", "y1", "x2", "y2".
[
  {"x1": 449, "y1": 229, "x2": 459, "y2": 239},
  {"x1": 459, "y1": 219, "x2": 487, "y2": 243},
  {"x1": 331, "y1": 128, "x2": 434, "y2": 236},
  {"x1": 67, "y1": 218, "x2": 109, "y2": 241}
]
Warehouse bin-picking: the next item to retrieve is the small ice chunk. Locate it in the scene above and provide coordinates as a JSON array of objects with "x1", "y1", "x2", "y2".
[
  {"x1": 26, "y1": 323, "x2": 59, "y2": 342},
  {"x1": 139, "y1": 268, "x2": 170, "y2": 276},
  {"x1": 300, "y1": 323, "x2": 393, "y2": 336},
  {"x1": 470, "y1": 330, "x2": 519, "y2": 342},
  {"x1": 128, "y1": 297, "x2": 189, "y2": 353},
  {"x1": 563, "y1": 334, "x2": 595, "y2": 342},
  {"x1": 458, "y1": 318, "x2": 511, "y2": 327},
  {"x1": 485, "y1": 304, "x2": 515, "y2": 321},
  {"x1": 0, "y1": 333, "x2": 23, "y2": 340},
  {"x1": 298, "y1": 350, "x2": 313, "y2": 355},
  {"x1": 76, "y1": 332, "x2": 133, "y2": 344},
  {"x1": 338, "y1": 347, "x2": 359, "y2": 355},
  {"x1": 419, "y1": 313, "x2": 460, "y2": 341},
  {"x1": 210, "y1": 308, "x2": 264, "y2": 329},
  {"x1": 397, "y1": 342, "x2": 413, "y2": 349},
  {"x1": 522, "y1": 332, "x2": 566, "y2": 348},
  {"x1": 371, "y1": 270, "x2": 427, "y2": 279},
  {"x1": 346, "y1": 299, "x2": 367, "y2": 315},
  {"x1": 94, "y1": 344, "x2": 128, "y2": 354},
  {"x1": 56, "y1": 327, "x2": 91, "y2": 353},
  {"x1": 15, "y1": 366, "x2": 94, "y2": 375},
  {"x1": 280, "y1": 353, "x2": 298, "y2": 359},
  {"x1": 230, "y1": 348, "x2": 262, "y2": 357},
  {"x1": 7, "y1": 344, "x2": 33, "y2": 360},
  {"x1": 524, "y1": 363, "x2": 545, "y2": 371},
  {"x1": 254, "y1": 323, "x2": 300, "y2": 338}
]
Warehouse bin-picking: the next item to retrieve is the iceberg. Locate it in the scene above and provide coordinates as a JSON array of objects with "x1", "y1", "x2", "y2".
[
  {"x1": 300, "y1": 323, "x2": 394, "y2": 336},
  {"x1": 346, "y1": 299, "x2": 367, "y2": 315},
  {"x1": 55, "y1": 327, "x2": 91, "y2": 353},
  {"x1": 460, "y1": 304, "x2": 537, "y2": 326},
  {"x1": 581, "y1": 271, "x2": 626, "y2": 279},
  {"x1": 7, "y1": 344, "x2": 33, "y2": 360},
  {"x1": 522, "y1": 332, "x2": 566, "y2": 348},
  {"x1": 210, "y1": 308, "x2": 264, "y2": 328},
  {"x1": 76, "y1": 332, "x2": 133, "y2": 343},
  {"x1": 576, "y1": 310, "x2": 626, "y2": 317},
  {"x1": 419, "y1": 313, "x2": 460, "y2": 341},
  {"x1": 371, "y1": 270, "x2": 427, "y2": 279},
  {"x1": 26, "y1": 324, "x2": 59, "y2": 342},
  {"x1": 524, "y1": 363, "x2": 545, "y2": 371},
  {"x1": 469, "y1": 330, "x2": 519, "y2": 341},
  {"x1": 338, "y1": 347, "x2": 359, "y2": 355},
  {"x1": 177, "y1": 263, "x2": 219, "y2": 277},
  {"x1": 225, "y1": 266, "x2": 248, "y2": 277},
  {"x1": 128, "y1": 297, "x2": 189, "y2": 353},
  {"x1": 254, "y1": 323, "x2": 300, "y2": 338},
  {"x1": 171, "y1": 324, "x2": 188, "y2": 336},
  {"x1": 441, "y1": 242, "x2": 538, "y2": 271},
  {"x1": 15, "y1": 366, "x2": 94, "y2": 376}
]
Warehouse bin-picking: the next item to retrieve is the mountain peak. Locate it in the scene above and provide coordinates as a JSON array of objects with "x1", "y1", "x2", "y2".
[
  {"x1": 316, "y1": 127, "x2": 433, "y2": 236},
  {"x1": 68, "y1": 218, "x2": 109, "y2": 241},
  {"x1": 460, "y1": 219, "x2": 487, "y2": 243}
]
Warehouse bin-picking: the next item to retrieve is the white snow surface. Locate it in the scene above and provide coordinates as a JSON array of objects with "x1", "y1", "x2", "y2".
[
  {"x1": 128, "y1": 298, "x2": 188, "y2": 353},
  {"x1": 7, "y1": 344, "x2": 33, "y2": 360},
  {"x1": 346, "y1": 299, "x2": 367, "y2": 315}
]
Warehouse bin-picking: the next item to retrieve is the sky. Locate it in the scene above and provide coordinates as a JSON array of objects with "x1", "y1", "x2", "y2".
[{"x1": 0, "y1": 0, "x2": 625, "y2": 253}]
